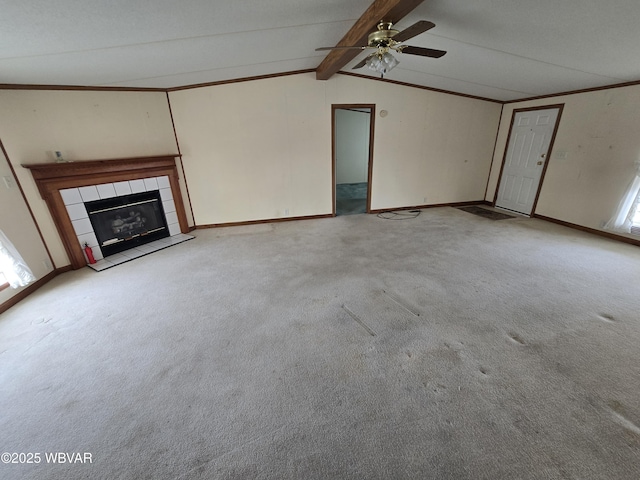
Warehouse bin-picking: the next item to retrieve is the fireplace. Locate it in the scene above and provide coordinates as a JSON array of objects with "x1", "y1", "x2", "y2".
[
  {"x1": 57, "y1": 174, "x2": 184, "y2": 266},
  {"x1": 85, "y1": 190, "x2": 169, "y2": 257},
  {"x1": 22, "y1": 155, "x2": 191, "y2": 270}
]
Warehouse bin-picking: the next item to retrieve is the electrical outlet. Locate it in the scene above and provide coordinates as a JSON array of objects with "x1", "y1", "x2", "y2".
[
  {"x1": 2, "y1": 176, "x2": 14, "y2": 189},
  {"x1": 423, "y1": 197, "x2": 428, "y2": 203},
  {"x1": 43, "y1": 259, "x2": 52, "y2": 270},
  {"x1": 284, "y1": 208, "x2": 290, "y2": 216}
]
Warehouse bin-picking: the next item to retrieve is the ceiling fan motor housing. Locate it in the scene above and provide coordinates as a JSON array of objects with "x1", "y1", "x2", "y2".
[{"x1": 368, "y1": 21, "x2": 399, "y2": 48}]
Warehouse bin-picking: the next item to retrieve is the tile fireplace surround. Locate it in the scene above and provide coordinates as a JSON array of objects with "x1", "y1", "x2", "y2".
[
  {"x1": 61, "y1": 176, "x2": 192, "y2": 271},
  {"x1": 23, "y1": 155, "x2": 191, "y2": 270}
]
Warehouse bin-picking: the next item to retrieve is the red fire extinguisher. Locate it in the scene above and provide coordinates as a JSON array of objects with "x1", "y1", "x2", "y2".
[{"x1": 84, "y1": 243, "x2": 97, "y2": 264}]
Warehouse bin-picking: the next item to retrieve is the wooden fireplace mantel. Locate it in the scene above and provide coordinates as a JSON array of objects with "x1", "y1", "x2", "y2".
[{"x1": 23, "y1": 155, "x2": 190, "y2": 270}]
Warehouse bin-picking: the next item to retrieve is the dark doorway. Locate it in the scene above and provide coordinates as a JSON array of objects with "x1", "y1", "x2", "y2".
[{"x1": 332, "y1": 105, "x2": 375, "y2": 216}]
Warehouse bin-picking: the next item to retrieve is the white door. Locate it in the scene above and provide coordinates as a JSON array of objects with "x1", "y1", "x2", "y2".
[{"x1": 496, "y1": 108, "x2": 560, "y2": 215}]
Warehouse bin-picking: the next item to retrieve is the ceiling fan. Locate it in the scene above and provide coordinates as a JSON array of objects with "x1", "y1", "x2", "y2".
[{"x1": 315, "y1": 20, "x2": 446, "y2": 77}]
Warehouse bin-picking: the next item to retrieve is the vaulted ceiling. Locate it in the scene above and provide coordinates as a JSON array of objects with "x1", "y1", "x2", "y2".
[{"x1": 2, "y1": 0, "x2": 640, "y2": 101}]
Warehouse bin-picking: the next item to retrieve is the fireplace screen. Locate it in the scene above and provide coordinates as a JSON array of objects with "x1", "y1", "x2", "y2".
[{"x1": 85, "y1": 190, "x2": 169, "y2": 257}]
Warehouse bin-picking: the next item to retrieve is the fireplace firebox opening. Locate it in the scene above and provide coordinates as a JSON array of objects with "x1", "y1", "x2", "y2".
[{"x1": 85, "y1": 190, "x2": 169, "y2": 257}]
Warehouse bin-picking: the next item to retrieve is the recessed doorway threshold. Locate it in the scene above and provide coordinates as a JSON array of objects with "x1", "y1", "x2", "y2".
[{"x1": 493, "y1": 206, "x2": 530, "y2": 218}]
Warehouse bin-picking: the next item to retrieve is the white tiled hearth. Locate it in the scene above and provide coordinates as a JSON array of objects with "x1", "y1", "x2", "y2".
[
  {"x1": 61, "y1": 175, "x2": 193, "y2": 271},
  {"x1": 85, "y1": 234, "x2": 194, "y2": 271}
]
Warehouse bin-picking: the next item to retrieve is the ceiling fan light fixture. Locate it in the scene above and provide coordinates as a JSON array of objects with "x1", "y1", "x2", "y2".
[
  {"x1": 318, "y1": 20, "x2": 445, "y2": 79},
  {"x1": 366, "y1": 51, "x2": 399, "y2": 77},
  {"x1": 381, "y1": 51, "x2": 399, "y2": 70}
]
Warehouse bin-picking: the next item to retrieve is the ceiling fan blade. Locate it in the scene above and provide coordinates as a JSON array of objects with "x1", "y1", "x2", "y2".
[
  {"x1": 392, "y1": 21, "x2": 435, "y2": 43},
  {"x1": 399, "y1": 45, "x2": 446, "y2": 58},
  {"x1": 352, "y1": 56, "x2": 371, "y2": 69},
  {"x1": 315, "y1": 46, "x2": 367, "y2": 51}
]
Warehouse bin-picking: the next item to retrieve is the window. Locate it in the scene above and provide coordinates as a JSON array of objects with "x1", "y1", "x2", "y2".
[
  {"x1": 0, "y1": 230, "x2": 36, "y2": 290},
  {"x1": 632, "y1": 197, "x2": 640, "y2": 224},
  {"x1": 631, "y1": 196, "x2": 640, "y2": 235},
  {"x1": 604, "y1": 163, "x2": 640, "y2": 235}
]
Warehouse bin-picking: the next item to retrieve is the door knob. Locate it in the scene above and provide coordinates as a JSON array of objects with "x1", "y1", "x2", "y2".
[
  {"x1": 541, "y1": 153, "x2": 546, "y2": 158},
  {"x1": 537, "y1": 161, "x2": 543, "y2": 165}
]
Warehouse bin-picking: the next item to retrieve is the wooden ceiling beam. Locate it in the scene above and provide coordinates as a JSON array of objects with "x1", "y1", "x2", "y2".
[{"x1": 315, "y1": 0, "x2": 425, "y2": 80}]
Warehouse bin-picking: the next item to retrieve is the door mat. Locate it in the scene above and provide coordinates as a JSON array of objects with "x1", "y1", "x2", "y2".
[{"x1": 457, "y1": 206, "x2": 516, "y2": 221}]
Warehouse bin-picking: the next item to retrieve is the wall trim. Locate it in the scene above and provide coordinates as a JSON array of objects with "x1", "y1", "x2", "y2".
[
  {"x1": 2, "y1": 69, "x2": 640, "y2": 103},
  {"x1": 372, "y1": 203, "x2": 640, "y2": 249},
  {"x1": 484, "y1": 104, "x2": 504, "y2": 201},
  {"x1": 337, "y1": 71, "x2": 503, "y2": 104},
  {"x1": 533, "y1": 214, "x2": 640, "y2": 247},
  {"x1": 166, "y1": 69, "x2": 316, "y2": 92},
  {"x1": 0, "y1": 266, "x2": 71, "y2": 315},
  {"x1": 196, "y1": 213, "x2": 333, "y2": 229},
  {"x1": 508, "y1": 78, "x2": 640, "y2": 104},
  {"x1": 0, "y1": 84, "x2": 165, "y2": 92},
  {"x1": 166, "y1": 92, "x2": 196, "y2": 226}
]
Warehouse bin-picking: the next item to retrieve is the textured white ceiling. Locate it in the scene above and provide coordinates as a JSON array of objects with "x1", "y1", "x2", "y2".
[{"x1": 1, "y1": 0, "x2": 639, "y2": 101}]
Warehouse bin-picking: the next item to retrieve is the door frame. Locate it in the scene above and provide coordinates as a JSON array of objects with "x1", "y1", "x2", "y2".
[
  {"x1": 492, "y1": 103, "x2": 564, "y2": 215},
  {"x1": 331, "y1": 104, "x2": 376, "y2": 216}
]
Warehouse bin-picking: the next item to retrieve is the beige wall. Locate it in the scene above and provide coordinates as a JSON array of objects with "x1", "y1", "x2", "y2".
[
  {"x1": 0, "y1": 90, "x2": 179, "y2": 267},
  {"x1": 487, "y1": 84, "x2": 640, "y2": 237},
  {"x1": 0, "y1": 149, "x2": 52, "y2": 306},
  {"x1": 0, "y1": 75, "x2": 502, "y2": 276},
  {"x1": 169, "y1": 74, "x2": 330, "y2": 223},
  {"x1": 5, "y1": 72, "x2": 639, "y2": 308},
  {"x1": 169, "y1": 72, "x2": 502, "y2": 224}
]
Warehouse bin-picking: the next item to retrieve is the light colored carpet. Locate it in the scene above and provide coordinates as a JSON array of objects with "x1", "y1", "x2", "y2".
[{"x1": 1, "y1": 207, "x2": 640, "y2": 479}]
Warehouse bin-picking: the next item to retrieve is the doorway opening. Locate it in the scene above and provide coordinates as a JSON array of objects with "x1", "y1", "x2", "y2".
[
  {"x1": 494, "y1": 105, "x2": 563, "y2": 216},
  {"x1": 332, "y1": 104, "x2": 375, "y2": 216}
]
